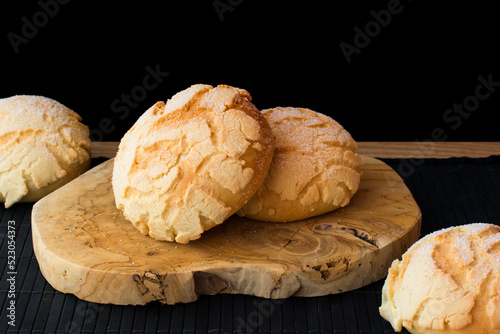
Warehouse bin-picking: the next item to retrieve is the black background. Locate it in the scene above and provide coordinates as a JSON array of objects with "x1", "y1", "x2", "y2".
[{"x1": 1, "y1": 0, "x2": 499, "y2": 142}]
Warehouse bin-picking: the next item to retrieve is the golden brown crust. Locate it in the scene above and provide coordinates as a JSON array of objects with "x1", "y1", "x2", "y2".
[
  {"x1": 237, "y1": 107, "x2": 361, "y2": 222},
  {"x1": 380, "y1": 223, "x2": 500, "y2": 333},
  {"x1": 0, "y1": 95, "x2": 91, "y2": 208},
  {"x1": 112, "y1": 84, "x2": 274, "y2": 243}
]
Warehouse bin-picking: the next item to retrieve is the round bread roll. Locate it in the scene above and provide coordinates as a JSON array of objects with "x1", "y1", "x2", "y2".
[
  {"x1": 0, "y1": 95, "x2": 91, "y2": 208},
  {"x1": 112, "y1": 84, "x2": 274, "y2": 243},
  {"x1": 237, "y1": 107, "x2": 361, "y2": 222},
  {"x1": 380, "y1": 223, "x2": 500, "y2": 334}
]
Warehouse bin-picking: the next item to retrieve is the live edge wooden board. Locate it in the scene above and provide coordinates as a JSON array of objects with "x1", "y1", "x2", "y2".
[{"x1": 32, "y1": 156, "x2": 421, "y2": 305}]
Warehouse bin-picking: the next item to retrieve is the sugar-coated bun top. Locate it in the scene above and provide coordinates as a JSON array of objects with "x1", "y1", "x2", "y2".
[
  {"x1": 0, "y1": 95, "x2": 91, "y2": 208},
  {"x1": 380, "y1": 223, "x2": 500, "y2": 333},
  {"x1": 238, "y1": 107, "x2": 361, "y2": 222}
]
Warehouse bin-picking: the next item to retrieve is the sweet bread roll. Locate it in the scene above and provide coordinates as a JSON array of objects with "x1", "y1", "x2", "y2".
[
  {"x1": 0, "y1": 95, "x2": 91, "y2": 208},
  {"x1": 237, "y1": 107, "x2": 361, "y2": 222},
  {"x1": 380, "y1": 223, "x2": 500, "y2": 334},
  {"x1": 112, "y1": 84, "x2": 274, "y2": 243}
]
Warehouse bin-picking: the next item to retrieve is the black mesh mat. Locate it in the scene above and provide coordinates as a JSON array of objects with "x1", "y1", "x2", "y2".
[{"x1": 2, "y1": 156, "x2": 500, "y2": 333}]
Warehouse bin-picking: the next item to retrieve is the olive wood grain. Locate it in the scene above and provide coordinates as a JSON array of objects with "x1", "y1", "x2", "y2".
[{"x1": 32, "y1": 156, "x2": 421, "y2": 305}]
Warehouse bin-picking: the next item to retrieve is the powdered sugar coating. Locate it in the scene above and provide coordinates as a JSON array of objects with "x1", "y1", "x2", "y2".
[
  {"x1": 237, "y1": 107, "x2": 361, "y2": 222},
  {"x1": 380, "y1": 223, "x2": 500, "y2": 333},
  {"x1": 0, "y1": 95, "x2": 91, "y2": 207},
  {"x1": 112, "y1": 84, "x2": 274, "y2": 243}
]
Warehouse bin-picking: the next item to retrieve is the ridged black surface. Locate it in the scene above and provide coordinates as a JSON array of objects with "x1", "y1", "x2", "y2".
[{"x1": 2, "y1": 156, "x2": 500, "y2": 333}]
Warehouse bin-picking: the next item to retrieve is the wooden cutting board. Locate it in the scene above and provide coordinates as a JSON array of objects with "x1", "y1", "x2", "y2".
[{"x1": 32, "y1": 156, "x2": 421, "y2": 305}]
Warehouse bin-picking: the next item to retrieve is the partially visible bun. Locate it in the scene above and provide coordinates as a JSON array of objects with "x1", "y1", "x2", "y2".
[
  {"x1": 237, "y1": 107, "x2": 361, "y2": 222},
  {"x1": 0, "y1": 95, "x2": 91, "y2": 208},
  {"x1": 112, "y1": 84, "x2": 274, "y2": 243},
  {"x1": 380, "y1": 223, "x2": 500, "y2": 333}
]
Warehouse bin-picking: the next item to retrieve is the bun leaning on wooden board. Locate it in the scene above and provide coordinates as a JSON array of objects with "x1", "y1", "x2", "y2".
[
  {"x1": 238, "y1": 107, "x2": 361, "y2": 222},
  {"x1": 112, "y1": 84, "x2": 274, "y2": 243}
]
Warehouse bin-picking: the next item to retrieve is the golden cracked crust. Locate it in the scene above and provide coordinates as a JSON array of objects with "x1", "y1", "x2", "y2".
[
  {"x1": 112, "y1": 84, "x2": 274, "y2": 243},
  {"x1": 0, "y1": 95, "x2": 91, "y2": 208},
  {"x1": 379, "y1": 223, "x2": 500, "y2": 334},
  {"x1": 237, "y1": 107, "x2": 361, "y2": 222}
]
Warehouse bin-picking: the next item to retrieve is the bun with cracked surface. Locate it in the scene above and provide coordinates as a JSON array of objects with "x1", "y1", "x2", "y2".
[
  {"x1": 380, "y1": 223, "x2": 500, "y2": 333},
  {"x1": 0, "y1": 95, "x2": 91, "y2": 208},
  {"x1": 237, "y1": 107, "x2": 361, "y2": 222},
  {"x1": 112, "y1": 84, "x2": 274, "y2": 243}
]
